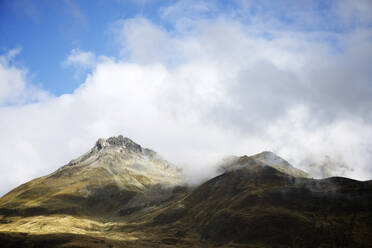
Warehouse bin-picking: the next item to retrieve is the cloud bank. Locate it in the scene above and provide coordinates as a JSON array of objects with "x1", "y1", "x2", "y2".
[{"x1": 1, "y1": 0, "x2": 372, "y2": 195}]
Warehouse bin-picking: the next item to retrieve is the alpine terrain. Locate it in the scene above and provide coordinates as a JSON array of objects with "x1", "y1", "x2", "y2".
[{"x1": 0, "y1": 136, "x2": 371, "y2": 247}]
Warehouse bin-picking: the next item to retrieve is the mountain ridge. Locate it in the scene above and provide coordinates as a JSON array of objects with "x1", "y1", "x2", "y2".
[
  {"x1": 0, "y1": 135, "x2": 371, "y2": 247},
  {"x1": 217, "y1": 150, "x2": 309, "y2": 178},
  {"x1": 0, "y1": 136, "x2": 183, "y2": 220}
]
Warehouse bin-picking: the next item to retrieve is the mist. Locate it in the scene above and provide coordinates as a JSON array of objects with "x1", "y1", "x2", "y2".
[{"x1": 1, "y1": 0, "x2": 372, "y2": 196}]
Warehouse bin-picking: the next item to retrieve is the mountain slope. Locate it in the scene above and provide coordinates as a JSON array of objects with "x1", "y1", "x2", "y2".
[
  {"x1": 166, "y1": 165, "x2": 372, "y2": 247},
  {"x1": 219, "y1": 151, "x2": 309, "y2": 178},
  {"x1": 0, "y1": 136, "x2": 183, "y2": 219},
  {"x1": 0, "y1": 136, "x2": 371, "y2": 248}
]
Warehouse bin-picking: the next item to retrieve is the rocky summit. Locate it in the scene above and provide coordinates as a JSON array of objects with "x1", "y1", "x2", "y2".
[{"x1": 0, "y1": 136, "x2": 371, "y2": 248}]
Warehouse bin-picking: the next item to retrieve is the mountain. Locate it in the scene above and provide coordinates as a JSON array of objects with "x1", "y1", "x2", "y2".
[
  {"x1": 218, "y1": 151, "x2": 309, "y2": 178},
  {"x1": 0, "y1": 135, "x2": 183, "y2": 219},
  {"x1": 0, "y1": 136, "x2": 371, "y2": 248}
]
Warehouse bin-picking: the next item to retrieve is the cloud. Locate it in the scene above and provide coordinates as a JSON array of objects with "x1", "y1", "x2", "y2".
[
  {"x1": 64, "y1": 48, "x2": 96, "y2": 68},
  {"x1": 63, "y1": 48, "x2": 116, "y2": 80},
  {"x1": 114, "y1": 18, "x2": 174, "y2": 64},
  {"x1": 1, "y1": 1, "x2": 372, "y2": 195},
  {"x1": 266, "y1": 106, "x2": 372, "y2": 180},
  {"x1": 0, "y1": 48, "x2": 49, "y2": 106},
  {"x1": 63, "y1": 48, "x2": 97, "y2": 78},
  {"x1": 160, "y1": 0, "x2": 214, "y2": 21}
]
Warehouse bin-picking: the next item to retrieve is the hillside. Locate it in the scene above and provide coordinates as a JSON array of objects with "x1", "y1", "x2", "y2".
[
  {"x1": 0, "y1": 136, "x2": 371, "y2": 247},
  {"x1": 0, "y1": 136, "x2": 183, "y2": 219}
]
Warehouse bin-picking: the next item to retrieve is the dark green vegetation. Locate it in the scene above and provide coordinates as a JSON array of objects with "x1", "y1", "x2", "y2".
[{"x1": 0, "y1": 136, "x2": 371, "y2": 247}]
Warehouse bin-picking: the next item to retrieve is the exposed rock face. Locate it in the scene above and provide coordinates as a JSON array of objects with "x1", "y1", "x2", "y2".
[
  {"x1": 66, "y1": 136, "x2": 159, "y2": 167},
  {"x1": 105, "y1": 136, "x2": 142, "y2": 152}
]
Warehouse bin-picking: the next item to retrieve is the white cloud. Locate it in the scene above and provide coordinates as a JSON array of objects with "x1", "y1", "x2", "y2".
[
  {"x1": 63, "y1": 48, "x2": 97, "y2": 78},
  {"x1": 266, "y1": 106, "x2": 372, "y2": 180},
  {"x1": 64, "y1": 48, "x2": 96, "y2": 69},
  {"x1": 0, "y1": 48, "x2": 49, "y2": 106},
  {"x1": 160, "y1": 0, "x2": 213, "y2": 21},
  {"x1": 1, "y1": 1, "x2": 372, "y2": 195}
]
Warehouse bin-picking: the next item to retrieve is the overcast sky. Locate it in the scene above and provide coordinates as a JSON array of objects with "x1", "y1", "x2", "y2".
[{"x1": 1, "y1": 0, "x2": 372, "y2": 196}]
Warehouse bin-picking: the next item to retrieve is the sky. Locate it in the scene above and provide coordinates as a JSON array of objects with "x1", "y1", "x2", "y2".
[{"x1": 1, "y1": 0, "x2": 372, "y2": 196}]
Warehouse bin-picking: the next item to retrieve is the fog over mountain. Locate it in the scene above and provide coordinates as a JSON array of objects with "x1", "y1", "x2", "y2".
[{"x1": 1, "y1": 0, "x2": 372, "y2": 196}]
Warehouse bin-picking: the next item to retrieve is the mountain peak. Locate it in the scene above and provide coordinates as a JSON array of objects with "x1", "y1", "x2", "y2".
[
  {"x1": 65, "y1": 135, "x2": 158, "y2": 169},
  {"x1": 252, "y1": 151, "x2": 289, "y2": 166},
  {"x1": 94, "y1": 135, "x2": 143, "y2": 153},
  {"x1": 220, "y1": 151, "x2": 309, "y2": 178}
]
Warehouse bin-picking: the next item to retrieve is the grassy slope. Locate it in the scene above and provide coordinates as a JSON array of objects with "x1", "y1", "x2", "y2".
[
  {"x1": 147, "y1": 165, "x2": 372, "y2": 247},
  {"x1": 0, "y1": 154, "x2": 371, "y2": 247}
]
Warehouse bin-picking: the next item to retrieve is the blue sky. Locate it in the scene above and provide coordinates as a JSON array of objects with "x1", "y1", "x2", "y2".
[
  {"x1": 1, "y1": 0, "x2": 365, "y2": 95},
  {"x1": 1, "y1": 0, "x2": 238, "y2": 95},
  {"x1": 1, "y1": 0, "x2": 372, "y2": 195},
  {"x1": 1, "y1": 0, "x2": 166, "y2": 94}
]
